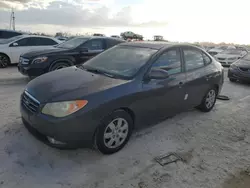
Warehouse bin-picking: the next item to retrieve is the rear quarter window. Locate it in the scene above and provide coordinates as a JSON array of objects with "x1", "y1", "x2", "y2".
[
  {"x1": 202, "y1": 52, "x2": 212, "y2": 65},
  {"x1": 183, "y1": 48, "x2": 205, "y2": 71}
]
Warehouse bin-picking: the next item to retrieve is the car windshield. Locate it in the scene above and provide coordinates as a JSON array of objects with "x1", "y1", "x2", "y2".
[
  {"x1": 82, "y1": 45, "x2": 157, "y2": 79},
  {"x1": 0, "y1": 35, "x2": 24, "y2": 44},
  {"x1": 221, "y1": 50, "x2": 243, "y2": 55},
  {"x1": 56, "y1": 37, "x2": 89, "y2": 49},
  {"x1": 242, "y1": 54, "x2": 250, "y2": 61}
]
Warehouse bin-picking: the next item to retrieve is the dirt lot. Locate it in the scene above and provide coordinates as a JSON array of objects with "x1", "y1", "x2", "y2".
[{"x1": 0, "y1": 66, "x2": 250, "y2": 188}]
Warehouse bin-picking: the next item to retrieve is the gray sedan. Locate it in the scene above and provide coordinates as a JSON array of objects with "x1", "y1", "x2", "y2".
[{"x1": 20, "y1": 42, "x2": 224, "y2": 154}]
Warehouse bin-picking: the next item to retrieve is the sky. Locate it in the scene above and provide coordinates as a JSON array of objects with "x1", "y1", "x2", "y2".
[{"x1": 0, "y1": 0, "x2": 250, "y2": 44}]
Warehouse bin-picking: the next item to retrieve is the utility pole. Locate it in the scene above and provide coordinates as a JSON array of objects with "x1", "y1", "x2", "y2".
[{"x1": 10, "y1": 8, "x2": 15, "y2": 31}]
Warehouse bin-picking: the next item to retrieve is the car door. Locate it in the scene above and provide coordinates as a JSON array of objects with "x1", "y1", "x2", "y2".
[
  {"x1": 181, "y1": 47, "x2": 208, "y2": 108},
  {"x1": 140, "y1": 48, "x2": 186, "y2": 123},
  {"x1": 35, "y1": 37, "x2": 58, "y2": 50},
  {"x1": 77, "y1": 39, "x2": 105, "y2": 63},
  {"x1": 9, "y1": 37, "x2": 35, "y2": 63}
]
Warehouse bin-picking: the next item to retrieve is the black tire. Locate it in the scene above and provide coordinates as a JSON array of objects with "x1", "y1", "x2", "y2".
[
  {"x1": 95, "y1": 110, "x2": 133, "y2": 154},
  {"x1": 197, "y1": 87, "x2": 217, "y2": 112},
  {"x1": 0, "y1": 54, "x2": 10, "y2": 68},
  {"x1": 49, "y1": 62, "x2": 70, "y2": 72},
  {"x1": 229, "y1": 78, "x2": 237, "y2": 82}
]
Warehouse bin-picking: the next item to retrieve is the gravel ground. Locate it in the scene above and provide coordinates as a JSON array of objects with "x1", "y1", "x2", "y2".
[{"x1": 0, "y1": 67, "x2": 250, "y2": 188}]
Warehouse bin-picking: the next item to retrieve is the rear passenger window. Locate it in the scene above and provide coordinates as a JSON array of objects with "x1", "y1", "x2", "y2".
[
  {"x1": 152, "y1": 49, "x2": 181, "y2": 75},
  {"x1": 202, "y1": 53, "x2": 211, "y2": 65},
  {"x1": 39, "y1": 38, "x2": 58, "y2": 45},
  {"x1": 183, "y1": 49, "x2": 204, "y2": 71}
]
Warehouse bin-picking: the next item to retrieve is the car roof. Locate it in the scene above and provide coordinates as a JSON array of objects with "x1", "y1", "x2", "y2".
[
  {"x1": 19, "y1": 35, "x2": 57, "y2": 39},
  {"x1": 73, "y1": 36, "x2": 125, "y2": 42},
  {"x1": 119, "y1": 41, "x2": 200, "y2": 50}
]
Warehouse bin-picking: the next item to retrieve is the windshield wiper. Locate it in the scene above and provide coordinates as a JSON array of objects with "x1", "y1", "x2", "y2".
[{"x1": 81, "y1": 66, "x2": 115, "y2": 78}]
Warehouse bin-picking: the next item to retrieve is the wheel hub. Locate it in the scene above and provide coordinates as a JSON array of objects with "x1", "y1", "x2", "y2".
[{"x1": 103, "y1": 118, "x2": 129, "y2": 149}]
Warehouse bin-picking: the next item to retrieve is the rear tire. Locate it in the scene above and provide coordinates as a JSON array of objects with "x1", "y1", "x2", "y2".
[
  {"x1": 49, "y1": 62, "x2": 70, "y2": 72},
  {"x1": 95, "y1": 110, "x2": 133, "y2": 154},
  {"x1": 197, "y1": 87, "x2": 217, "y2": 112},
  {"x1": 0, "y1": 54, "x2": 10, "y2": 68}
]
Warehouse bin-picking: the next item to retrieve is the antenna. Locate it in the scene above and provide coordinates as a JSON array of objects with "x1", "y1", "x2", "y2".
[{"x1": 10, "y1": 8, "x2": 15, "y2": 31}]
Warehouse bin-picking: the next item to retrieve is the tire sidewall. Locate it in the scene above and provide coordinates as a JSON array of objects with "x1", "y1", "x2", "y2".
[
  {"x1": 201, "y1": 87, "x2": 217, "y2": 112},
  {"x1": 95, "y1": 110, "x2": 133, "y2": 154},
  {"x1": 0, "y1": 54, "x2": 10, "y2": 68},
  {"x1": 49, "y1": 62, "x2": 69, "y2": 71}
]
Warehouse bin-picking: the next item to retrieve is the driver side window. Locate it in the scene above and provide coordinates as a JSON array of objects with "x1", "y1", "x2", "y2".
[
  {"x1": 152, "y1": 48, "x2": 181, "y2": 75},
  {"x1": 82, "y1": 39, "x2": 104, "y2": 51}
]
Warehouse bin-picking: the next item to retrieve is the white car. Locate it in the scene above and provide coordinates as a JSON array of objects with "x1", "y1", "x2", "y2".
[
  {"x1": 214, "y1": 49, "x2": 248, "y2": 66},
  {"x1": 0, "y1": 35, "x2": 60, "y2": 68},
  {"x1": 208, "y1": 46, "x2": 236, "y2": 56}
]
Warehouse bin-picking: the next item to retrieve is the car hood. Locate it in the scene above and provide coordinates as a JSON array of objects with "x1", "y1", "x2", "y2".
[
  {"x1": 215, "y1": 54, "x2": 240, "y2": 58},
  {"x1": 208, "y1": 48, "x2": 224, "y2": 53},
  {"x1": 22, "y1": 47, "x2": 68, "y2": 58},
  {"x1": 234, "y1": 59, "x2": 250, "y2": 68},
  {"x1": 25, "y1": 66, "x2": 129, "y2": 103}
]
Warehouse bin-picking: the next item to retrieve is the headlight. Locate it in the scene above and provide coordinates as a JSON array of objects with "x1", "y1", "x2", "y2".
[
  {"x1": 230, "y1": 64, "x2": 237, "y2": 69},
  {"x1": 228, "y1": 57, "x2": 237, "y2": 60},
  {"x1": 42, "y1": 100, "x2": 88, "y2": 117},
  {"x1": 32, "y1": 56, "x2": 48, "y2": 64}
]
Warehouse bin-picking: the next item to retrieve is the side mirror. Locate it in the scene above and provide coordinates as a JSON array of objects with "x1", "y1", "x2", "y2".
[
  {"x1": 146, "y1": 68, "x2": 169, "y2": 80},
  {"x1": 12, "y1": 42, "x2": 18, "y2": 47}
]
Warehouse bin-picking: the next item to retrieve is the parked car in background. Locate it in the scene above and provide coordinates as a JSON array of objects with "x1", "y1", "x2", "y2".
[
  {"x1": 214, "y1": 49, "x2": 248, "y2": 66},
  {"x1": 121, "y1": 31, "x2": 143, "y2": 40},
  {"x1": 111, "y1": 35, "x2": 121, "y2": 38},
  {"x1": 228, "y1": 54, "x2": 250, "y2": 82},
  {"x1": 0, "y1": 35, "x2": 60, "y2": 68},
  {"x1": 0, "y1": 29, "x2": 24, "y2": 39},
  {"x1": 208, "y1": 46, "x2": 234, "y2": 56},
  {"x1": 93, "y1": 33, "x2": 105, "y2": 37},
  {"x1": 55, "y1": 36, "x2": 68, "y2": 42},
  {"x1": 18, "y1": 36, "x2": 125, "y2": 77},
  {"x1": 20, "y1": 42, "x2": 224, "y2": 154},
  {"x1": 154, "y1": 35, "x2": 164, "y2": 41}
]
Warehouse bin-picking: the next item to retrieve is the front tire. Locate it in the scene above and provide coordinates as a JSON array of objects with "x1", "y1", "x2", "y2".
[
  {"x1": 49, "y1": 62, "x2": 69, "y2": 72},
  {"x1": 197, "y1": 87, "x2": 217, "y2": 112},
  {"x1": 0, "y1": 54, "x2": 10, "y2": 68},
  {"x1": 95, "y1": 110, "x2": 133, "y2": 154}
]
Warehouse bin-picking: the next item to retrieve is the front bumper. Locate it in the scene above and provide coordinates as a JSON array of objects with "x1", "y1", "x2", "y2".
[
  {"x1": 17, "y1": 59, "x2": 50, "y2": 77},
  {"x1": 217, "y1": 59, "x2": 237, "y2": 66},
  {"x1": 20, "y1": 96, "x2": 99, "y2": 149},
  {"x1": 228, "y1": 67, "x2": 250, "y2": 82}
]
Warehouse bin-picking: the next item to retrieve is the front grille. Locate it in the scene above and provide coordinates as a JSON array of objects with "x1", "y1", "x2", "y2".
[
  {"x1": 239, "y1": 67, "x2": 249, "y2": 72},
  {"x1": 218, "y1": 58, "x2": 226, "y2": 61},
  {"x1": 209, "y1": 52, "x2": 218, "y2": 56},
  {"x1": 21, "y1": 91, "x2": 40, "y2": 113}
]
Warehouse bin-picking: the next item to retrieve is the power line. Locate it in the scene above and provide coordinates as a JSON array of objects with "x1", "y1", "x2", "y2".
[{"x1": 10, "y1": 8, "x2": 15, "y2": 31}]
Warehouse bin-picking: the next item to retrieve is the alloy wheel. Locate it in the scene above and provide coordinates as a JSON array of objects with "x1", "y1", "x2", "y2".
[
  {"x1": 0, "y1": 55, "x2": 8, "y2": 68},
  {"x1": 205, "y1": 90, "x2": 216, "y2": 109},
  {"x1": 103, "y1": 118, "x2": 129, "y2": 149}
]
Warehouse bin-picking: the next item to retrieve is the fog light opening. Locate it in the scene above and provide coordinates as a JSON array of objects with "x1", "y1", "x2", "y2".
[{"x1": 47, "y1": 136, "x2": 66, "y2": 145}]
